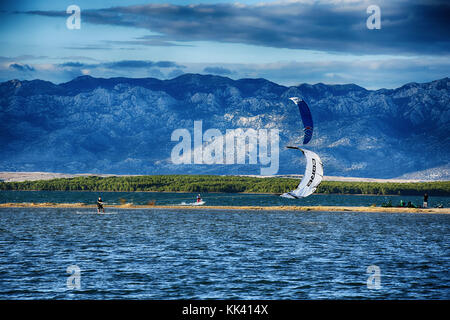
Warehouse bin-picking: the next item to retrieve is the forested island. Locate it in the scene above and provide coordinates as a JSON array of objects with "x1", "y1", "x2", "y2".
[{"x1": 1, "y1": 175, "x2": 449, "y2": 196}]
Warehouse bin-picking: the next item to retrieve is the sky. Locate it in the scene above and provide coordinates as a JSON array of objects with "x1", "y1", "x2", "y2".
[{"x1": 0, "y1": 0, "x2": 449, "y2": 89}]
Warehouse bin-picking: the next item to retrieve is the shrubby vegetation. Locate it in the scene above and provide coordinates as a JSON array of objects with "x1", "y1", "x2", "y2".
[{"x1": 1, "y1": 175, "x2": 449, "y2": 196}]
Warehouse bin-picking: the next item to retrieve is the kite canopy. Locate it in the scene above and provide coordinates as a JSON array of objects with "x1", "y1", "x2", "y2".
[
  {"x1": 289, "y1": 97, "x2": 313, "y2": 145},
  {"x1": 280, "y1": 146, "x2": 323, "y2": 199}
]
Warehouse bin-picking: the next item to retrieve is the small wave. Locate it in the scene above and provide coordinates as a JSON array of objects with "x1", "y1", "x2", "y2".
[{"x1": 73, "y1": 211, "x2": 118, "y2": 215}]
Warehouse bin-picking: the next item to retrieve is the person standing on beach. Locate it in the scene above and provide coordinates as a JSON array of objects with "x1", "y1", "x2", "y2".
[
  {"x1": 423, "y1": 193, "x2": 428, "y2": 208},
  {"x1": 97, "y1": 196, "x2": 105, "y2": 213}
]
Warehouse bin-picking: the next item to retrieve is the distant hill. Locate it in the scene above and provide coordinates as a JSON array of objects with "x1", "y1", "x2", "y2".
[{"x1": 0, "y1": 74, "x2": 449, "y2": 179}]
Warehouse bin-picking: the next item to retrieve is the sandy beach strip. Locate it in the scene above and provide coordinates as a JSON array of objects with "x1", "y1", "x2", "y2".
[{"x1": 0, "y1": 202, "x2": 448, "y2": 214}]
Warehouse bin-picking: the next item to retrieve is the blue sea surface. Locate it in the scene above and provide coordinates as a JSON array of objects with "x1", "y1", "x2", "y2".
[{"x1": 0, "y1": 207, "x2": 449, "y2": 299}]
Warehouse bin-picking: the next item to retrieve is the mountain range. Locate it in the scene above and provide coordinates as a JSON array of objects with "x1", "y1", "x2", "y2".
[{"x1": 0, "y1": 74, "x2": 449, "y2": 179}]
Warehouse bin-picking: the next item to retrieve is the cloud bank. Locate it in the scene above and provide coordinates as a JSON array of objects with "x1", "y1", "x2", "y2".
[{"x1": 25, "y1": 0, "x2": 450, "y2": 55}]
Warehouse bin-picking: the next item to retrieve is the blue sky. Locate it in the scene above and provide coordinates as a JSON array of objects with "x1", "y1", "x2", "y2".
[{"x1": 0, "y1": 0, "x2": 449, "y2": 89}]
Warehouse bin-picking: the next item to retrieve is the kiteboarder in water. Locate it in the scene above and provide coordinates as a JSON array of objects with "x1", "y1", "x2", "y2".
[{"x1": 97, "y1": 196, "x2": 105, "y2": 213}]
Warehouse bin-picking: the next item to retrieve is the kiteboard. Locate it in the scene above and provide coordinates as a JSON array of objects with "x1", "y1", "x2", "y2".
[
  {"x1": 74, "y1": 211, "x2": 117, "y2": 215},
  {"x1": 180, "y1": 201, "x2": 206, "y2": 206}
]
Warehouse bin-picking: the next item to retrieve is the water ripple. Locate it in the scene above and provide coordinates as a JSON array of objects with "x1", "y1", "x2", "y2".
[{"x1": 0, "y1": 208, "x2": 449, "y2": 299}]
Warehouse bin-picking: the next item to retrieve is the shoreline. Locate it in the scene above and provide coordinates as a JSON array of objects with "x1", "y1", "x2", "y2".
[
  {"x1": 0, "y1": 171, "x2": 433, "y2": 183},
  {"x1": 0, "y1": 202, "x2": 448, "y2": 214}
]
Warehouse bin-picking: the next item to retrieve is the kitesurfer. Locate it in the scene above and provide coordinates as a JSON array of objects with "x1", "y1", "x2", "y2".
[
  {"x1": 197, "y1": 194, "x2": 202, "y2": 203},
  {"x1": 97, "y1": 196, "x2": 105, "y2": 213},
  {"x1": 423, "y1": 193, "x2": 428, "y2": 208}
]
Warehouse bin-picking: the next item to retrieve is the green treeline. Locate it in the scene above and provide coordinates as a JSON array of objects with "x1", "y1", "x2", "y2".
[{"x1": 0, "y1": 175, "x2": 449, "y2": 196}]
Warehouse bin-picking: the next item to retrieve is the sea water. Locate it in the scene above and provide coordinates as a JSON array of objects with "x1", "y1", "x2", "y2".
[
  {"x1": 0, "y1": 207, "x2": 448, "y2": 299},
  {"x1": 0, "y1": 191, "x2": 449, "y2": 208}
]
